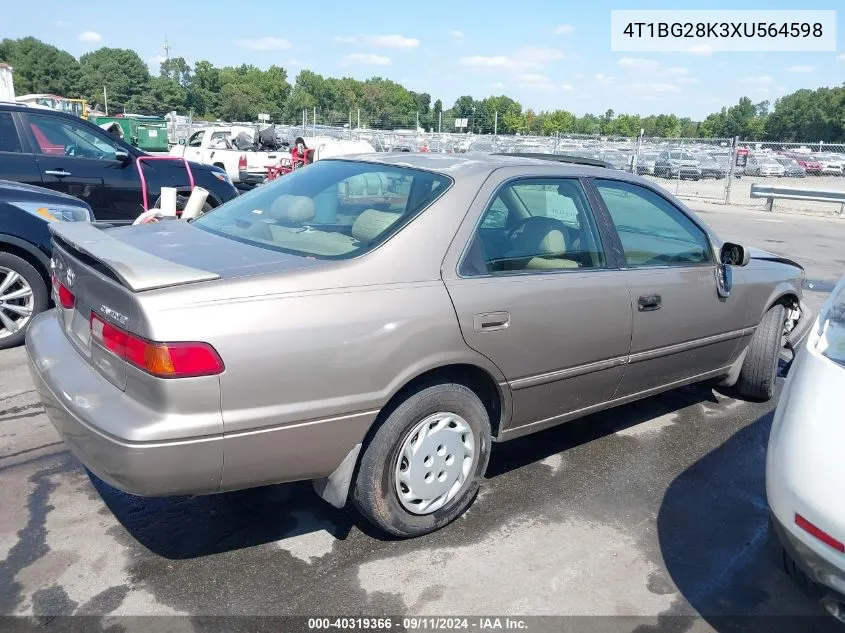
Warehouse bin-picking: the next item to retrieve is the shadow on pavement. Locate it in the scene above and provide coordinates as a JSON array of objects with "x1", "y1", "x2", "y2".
[
  {"x1": 487, "y1": 383, "x2": 721, "y2": 478},
  {"x1": 656, "y1": 410, "x2": 841, "y2": 633},
  {"x1": 90, "y1": 475, "x2": 356, "y2": 560}
]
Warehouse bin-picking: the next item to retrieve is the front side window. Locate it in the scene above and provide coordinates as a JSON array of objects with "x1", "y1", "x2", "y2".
[
  {"x1": 461, "y1": 178, "x2": 607, "y2": 276},
  {"x1": 595, "y1": 179, "x2": 712, "y2": 268},
  {"x1": 193, "y1": 160, "x2": 451, "y2": 259},
  {"x1": 27, "y1": 114, "x2": 119, "y2": 160},
  {"x1": 188, "y1": 131, "x2": 205, "y2": 147}
]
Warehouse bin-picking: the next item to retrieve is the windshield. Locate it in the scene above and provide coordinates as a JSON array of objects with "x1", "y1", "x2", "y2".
[{"x1": 193, "y1": 160, "x2": 452, "y2": 259}]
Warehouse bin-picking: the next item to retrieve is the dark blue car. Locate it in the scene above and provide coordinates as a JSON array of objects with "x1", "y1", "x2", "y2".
[{"x1": 0, "y1": 179, "x2": 95, "y2": 348}]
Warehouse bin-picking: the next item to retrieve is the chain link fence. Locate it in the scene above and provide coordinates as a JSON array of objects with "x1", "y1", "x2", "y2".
[{"x1": 165, "y1": 111, "x2": 845, "y2": 211}]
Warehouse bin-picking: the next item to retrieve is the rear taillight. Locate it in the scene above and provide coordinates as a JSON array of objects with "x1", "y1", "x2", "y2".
[
  {"x1": 238, "y1": 154, "x2": 247, "y2": 171},
  {"x1": 90, "y1": 313, "x2": 224, "y2": 378}
]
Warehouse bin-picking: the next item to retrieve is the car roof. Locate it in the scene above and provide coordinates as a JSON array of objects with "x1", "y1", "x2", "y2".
[{"x1": 328, "y1": 151, "x2": 641, "y2": 181}]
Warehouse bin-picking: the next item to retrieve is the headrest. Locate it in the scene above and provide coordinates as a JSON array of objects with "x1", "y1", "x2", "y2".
[
  {"x1": 351, "y1": 209, "x2": 402, "y2": 243},
  {"x1": 510, "y1": 216, "x2": 567, "y2": 256},
  {"x1": 268, "y1": 195, "x2": 315, "y2": 223}
]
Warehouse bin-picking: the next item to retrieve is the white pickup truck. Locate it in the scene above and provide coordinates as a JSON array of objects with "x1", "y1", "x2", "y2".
[{"x1": 169, "y1": 126, "x2": 288, "y2": 187}]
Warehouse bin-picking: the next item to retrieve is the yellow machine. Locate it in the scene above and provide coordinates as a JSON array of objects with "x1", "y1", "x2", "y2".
[{"x1": 16, "y1": 94, "x2": 89, "y2": 119}]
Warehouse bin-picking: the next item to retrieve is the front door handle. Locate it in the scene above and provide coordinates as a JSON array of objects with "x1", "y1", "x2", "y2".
[
  {"x1": 45, "y1": 169, "x2": 71, "y2": 177},
  {"x1": 638, "y1": 294, "x2": 662, "y2": 312},
  {"x1": 474, "y1": 311, "x2": 510, "y2": 332}
]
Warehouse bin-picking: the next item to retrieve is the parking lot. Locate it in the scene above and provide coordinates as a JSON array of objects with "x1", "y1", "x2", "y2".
[{"x1": 1, "y1": 204, "x2": 843, "y2": 630}]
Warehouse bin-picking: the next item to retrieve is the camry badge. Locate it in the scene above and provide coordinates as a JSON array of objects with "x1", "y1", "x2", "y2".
[{"x1": 99, "y1": 305, "x2": 129, "y2": 326}]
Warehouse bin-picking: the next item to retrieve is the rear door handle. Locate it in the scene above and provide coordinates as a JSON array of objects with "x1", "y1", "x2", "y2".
[
  {"x1": 45, "y1": 169, "x2": 71, "y2": 177},
  {"x1": 474, "y1": 311, "x2": 510, "y2": 332},
  {"x1": 638, "y1": 294, "x2": 662, "y2": 311}
]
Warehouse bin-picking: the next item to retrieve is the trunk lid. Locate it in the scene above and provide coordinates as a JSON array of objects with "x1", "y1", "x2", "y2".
[{"x1": 48, "y1": 220, "x2": 328, "y2": 390}]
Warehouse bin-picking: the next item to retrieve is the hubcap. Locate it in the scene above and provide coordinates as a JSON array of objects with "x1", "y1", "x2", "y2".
[
  {"x1": 0, "y1": 267, "x2": 34, "y2": 339},
  {"x1": 394, "y1": 412, "x2": 476, "y2": 515}
]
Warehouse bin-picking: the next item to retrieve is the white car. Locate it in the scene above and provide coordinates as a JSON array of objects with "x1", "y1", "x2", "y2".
[
  {"x1": 813, "y1": 154, "x2": 845, "y2": 177},
  {"x1": 767, "y1": 275, "x2": 845, "y2": 622}
]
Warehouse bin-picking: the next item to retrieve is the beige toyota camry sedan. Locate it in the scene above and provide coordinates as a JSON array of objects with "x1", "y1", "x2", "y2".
[{"x1": 26, "y1": 153, "x2": 810, "y2": 537}]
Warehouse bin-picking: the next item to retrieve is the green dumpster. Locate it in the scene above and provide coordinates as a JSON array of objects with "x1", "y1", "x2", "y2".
[{"x1": 90, "y1": 115, "x2": 169, "y2": 152}]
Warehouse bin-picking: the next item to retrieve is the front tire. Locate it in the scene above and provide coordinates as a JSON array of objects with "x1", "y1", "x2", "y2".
[
  {"x1": 353, "y1": 382, "x2": 492, "y2": 538},
  {"x1": 736, "y1": 304, "x2": 786, "y2": 401},
  {"x1": 0, "y1": 252, "x2": 48, "y2": 350}
]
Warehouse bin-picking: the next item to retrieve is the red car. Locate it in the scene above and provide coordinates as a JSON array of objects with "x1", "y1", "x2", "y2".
[{"x1": 784, "y1": 153, "x2": 823, "y2": 175}]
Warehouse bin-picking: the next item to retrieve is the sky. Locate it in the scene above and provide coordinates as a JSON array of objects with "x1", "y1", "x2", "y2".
[{"x1": 4, "y1": 0, "x2": 844, "y2": 119}]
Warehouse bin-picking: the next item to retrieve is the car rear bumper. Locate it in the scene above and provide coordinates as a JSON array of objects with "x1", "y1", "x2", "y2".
[
  {"x1": 25, "y1": 311, "x2": 224, "y2": 496},
  {"x1": 238, "y1": 170, "x2": 267, "y2": 185}
]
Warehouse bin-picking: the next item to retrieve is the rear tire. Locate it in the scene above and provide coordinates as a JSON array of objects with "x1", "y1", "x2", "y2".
[
  {"x1": 736, "y1": 304, "x2": 786, "y2": 401},
  {"x1": 0, "y1": 252, "x2": 48, "y2": 350},
  {"x1": 353, "y1": 382, "x2": 492, "y2": 538}
]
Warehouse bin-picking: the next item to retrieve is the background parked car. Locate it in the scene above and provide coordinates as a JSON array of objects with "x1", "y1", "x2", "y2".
[
  {"x1": 0, "y1": 103, "x2": 239, "y2": 224},
  {"x1": 0, "y1": 179, "x2": 94, "y2": 348},
  {"x1": 784, "y1": 153, "x2": 823, "y2": 175},
  {"x1": 745, "y1": 154, "x2": 785, "y2": 177},
  {"x1": 635, "y1": 151, "x2": 660, "y2": 175},
  {"x1": 654, "y1": 150, "x2": 702, "y2": 180},
  {"x1": 813, "y1": 153, "x2": 845, "y2": 176},
  {"x1": 695, "y1": 153, "x2": 727, "y2": 179},
  {"x1": 773, "y1": 156, "x2": 807, "y2": 178}
]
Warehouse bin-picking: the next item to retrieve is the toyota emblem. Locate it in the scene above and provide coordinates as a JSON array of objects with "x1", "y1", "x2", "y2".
[{"x1": 65, "y1": 267, "x2": 75, "y2": 287}]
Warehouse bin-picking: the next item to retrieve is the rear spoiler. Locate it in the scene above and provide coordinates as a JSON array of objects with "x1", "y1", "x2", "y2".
[{"x1": 49, "y1": 222, "x2": 220, "y2": 292}]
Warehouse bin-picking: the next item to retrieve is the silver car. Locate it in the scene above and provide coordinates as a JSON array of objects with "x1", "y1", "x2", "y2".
[{"x1": 26, "y1": 154, "x2": 811, "y2": 537}]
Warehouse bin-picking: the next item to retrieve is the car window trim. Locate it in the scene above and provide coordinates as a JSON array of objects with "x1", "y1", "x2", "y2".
[
  {"x1": 455, "y1": 174, "x2": 622, "y2": 279},
  {"x1": 583, "y1": 176, "x2": 718, "y2": 271},
  {"x1": 0, "y1": 112, "x2": 25, "y2": 154}
]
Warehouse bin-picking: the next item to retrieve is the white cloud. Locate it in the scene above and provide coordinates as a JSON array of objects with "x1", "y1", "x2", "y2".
[
  {"x1": 573, "y1": 73, "x2": 583, "y2": 79},
  {"x1": 687, "y1": 44, "x2": 712, "y2": 56},
  {"x1": 286, "y1": 59, "x2": 306, "y2": 67},
  {"x1": 838, "y1": 53, "x2": 845, "y2": 61},
  {"x1": 560, "y1": 83, "x2": 574, "y2": 91},
  {"x1": 339, "y1": 53, "x2": 391, "y2": 66},
  {"x1": 459, "y1": 46, "x2": 564, "y2": 72},
  {"x1": 676, "y1": 77, "x2": 698, "y2": 84},
  {"x1": 488, "y1": 81, "x2": 504, "y2": 89},
  {"x1": 451, "y1": 30, "x2": 464, "y2": 39},
  {"x1": 743, "y1": 75, "x2": 773, "y2": 85},
  {"x1": 235, "y1": 37, "x2": 291, "y2": 51},
  {"x1": 784, "y1": 65, "x2": 816, "y2": 73},
  {"x1": 630, "y1": 82, "x2": 681, "y2": 93},
  {"x1": 335, "y1": 34, "x2": 420, "y2": 49},
  {"x1": 618, "y1": 57, "x2": 659, "y2": 70},
  {"x1": 147, "y1": 54, "x2": 167, "y2": 70},
  {"x1": 595, "y1": 73, "x2": 615, "y2": 84},
  {"x1": 78, "y1": 31, "x2": 102, "y2": 43},
  {"x1": 553, "y1": 24, "x2": 575, "y2": 35},
  {"x1": 665, "y1": 66, "x2": 688, "y2": 76},
  {"x1": 518, "y1": 73, "x2": 556, "y2": 89},
  {"x1": 54, "y1": 20, "x2": 67, "y2": 28},
  {"x1": 755, "y1": 87, "x2": 771, "y2": 96},
  {"x1": 776, "y1": 85, "x2": 787, "y2": 94}
]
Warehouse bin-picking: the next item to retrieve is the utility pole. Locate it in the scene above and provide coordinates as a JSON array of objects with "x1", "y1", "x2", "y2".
[
  {"x1": 103, "y1": 85, "x2": 108, "y2": 115},
  {"x1": 416, "y1": 112, "x2": 419, "y2": 131},
  {"x1": 494, "y1": 111, "x2": 498, "y2": 137},
  {"x1": 313, "y1": 106, "x2": 316, "y2": 135},
  {"x1": 438, "y1": 111, "x2": 442, "y2": 133}
]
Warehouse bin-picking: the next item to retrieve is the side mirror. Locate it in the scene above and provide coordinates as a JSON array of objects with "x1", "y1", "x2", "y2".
[
  {"x1": 178, "y1": 138, "x2": 187, "y2": 146},
  {"x1": 720, "y1": 242, "x2": 750, "y2": 267},
  {"x1": 114, "y1": 150, "x2": 131, "y2": 164}
]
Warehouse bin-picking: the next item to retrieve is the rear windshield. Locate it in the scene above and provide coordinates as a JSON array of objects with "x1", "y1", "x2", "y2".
[{"x1": 193, "y1": 160, "x2": 452, "y2": 259}]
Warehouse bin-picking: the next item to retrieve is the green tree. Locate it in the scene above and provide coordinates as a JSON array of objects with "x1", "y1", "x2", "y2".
[
  {"x1": 188, "y1": 60, "x2": 222, "y2": 116},
  {"x1": 0, "y1": 37, "x2": 81, "y2": 96},
  {"x1": 79, "y1": 47, "x2": 150, "y2": 112},
  {"x1": 765, "y1": 87, "x2": 844, "y2": 142}
]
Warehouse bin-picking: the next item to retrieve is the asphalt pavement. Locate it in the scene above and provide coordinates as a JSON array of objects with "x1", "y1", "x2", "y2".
[{"x1": 1, "y1": 205, "x2": 843, "y2": 632}]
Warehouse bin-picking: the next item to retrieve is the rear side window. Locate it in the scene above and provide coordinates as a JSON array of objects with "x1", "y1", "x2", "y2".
[
  {"x1": 0, "y1": 113, "x2": 22, "y2": 153},
  {"x1": 194, "y1": 160, "x2": 452, "y2": 260}
]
